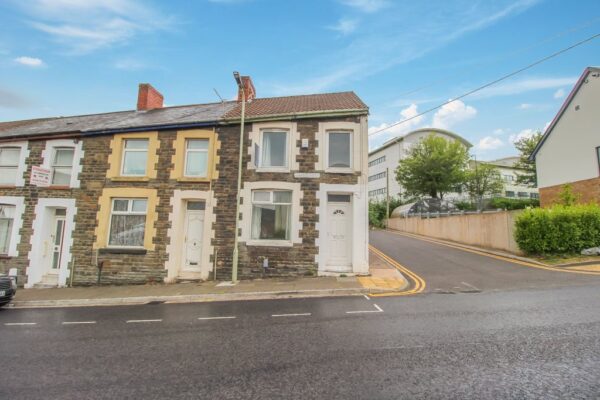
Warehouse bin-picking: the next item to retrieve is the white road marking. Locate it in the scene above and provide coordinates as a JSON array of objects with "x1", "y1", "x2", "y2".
[
  {"x1": 62, "y1": 321, "x2": 96, "y2": 325},
  {"x1": 126, "y1": 319, "x2": 162, "y2": 323},
  {"x1": 461, "y1": 281, "x2": 481, "y2": 291},
  {"x1": 4, "y1": 322, "x2": 36, "y2": 326},
  {"x1": 197, "y1": 316, "x2": 237, "y2": 320},
  {"x1": 363, "y1": 294, "x2": 371, "y2": 300},
  {"x1": 346, "y1": 303, "x2": 384, "y2": 314},
  {"x1": 271, "y1": 313, "x2": 312, "y2": 317}
]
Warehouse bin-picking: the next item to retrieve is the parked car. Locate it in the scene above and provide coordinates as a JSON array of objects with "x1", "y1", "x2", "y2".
[{"x1": 0, "y1": 275, "x2": 17, "y2": 307}]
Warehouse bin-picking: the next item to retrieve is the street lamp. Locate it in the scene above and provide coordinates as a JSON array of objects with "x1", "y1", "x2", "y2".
[{"x1": 231, "y1": 71, "x2": 246, "y2": 283}]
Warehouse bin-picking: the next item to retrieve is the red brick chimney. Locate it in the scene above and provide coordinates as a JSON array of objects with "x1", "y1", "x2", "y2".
[
  {"x1": 137, "y1": 83, "x2": 164, "y2": 111},
  {"x1": 237, "y1": 76, "x2": 256, "y2": 102}
]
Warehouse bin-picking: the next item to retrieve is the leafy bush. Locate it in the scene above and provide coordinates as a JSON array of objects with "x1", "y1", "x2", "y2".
[
  {"x1": 454, "y1": 201, "x2": 477, "y2": 211},
  {"x1": 514, "y1": 204, "x2": 600, "y2": 254},
  {"x1": 489, "y1": 197, "x2": 539, "y2": 210},
  {"x1": 369, "y1": 198, "x2": 405, "y2": 228}
]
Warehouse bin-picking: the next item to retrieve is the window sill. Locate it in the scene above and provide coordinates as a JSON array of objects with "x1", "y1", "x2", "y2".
[
  {"x1": 246, "y1": 240, "x2": 293, "y2": 247},
  {"x1": 0, "y1": 185, "x2": 17, "y2": 189},
  {"x1": 325, "y1": 168, "x2": 354, "y2": 174},
  {"x1": 109, "y1": 177, "x2": 151, "y2": 182},
  {"x1": 98, "y1": 248, "x2": 147, "y2": 255},
  {"x1": 0, "y1": 255, "x2": 12, "y2": 259},
  {"x1": 256, "y1": 167, "x2": 290, "y2": 174},
  {"x1": 175, "y1": 177, "x2": 211, "y2": 182},
  {"x1": 47, "y1": 185, "x2": 71, "y2": 190}
]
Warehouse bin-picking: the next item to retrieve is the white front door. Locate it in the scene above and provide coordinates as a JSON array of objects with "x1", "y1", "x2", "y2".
[
  {"x1": 48, "y1": 209, "x2": 67, "y2": 275},
  {"x1": 182, "y1": 201, "x2": 205, "y2": 271},
  {"x1": 326, "y1": 195, "x2": 352, "y2": 272}
]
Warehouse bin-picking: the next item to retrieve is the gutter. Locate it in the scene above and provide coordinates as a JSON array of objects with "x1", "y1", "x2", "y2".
[{"x1": 220, "y1": 108, "x2": 368, "y2": 124}]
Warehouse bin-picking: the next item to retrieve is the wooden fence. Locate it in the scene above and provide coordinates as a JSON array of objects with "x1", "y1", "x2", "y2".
[{"x1": 386, "y1": 210, "x2": 523, "y2": 254}]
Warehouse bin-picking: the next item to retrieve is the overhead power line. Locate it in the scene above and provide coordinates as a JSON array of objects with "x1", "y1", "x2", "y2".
[{"x1": 369, "y1": 32, "x2": 600, "y2": 138}]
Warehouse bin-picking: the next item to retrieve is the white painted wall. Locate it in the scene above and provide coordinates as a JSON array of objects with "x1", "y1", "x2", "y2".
[
  {"x1": 536, "y1": 72, "x2": 600, "y2": 188},
  {"x1": 0, "y1": 196, "x2": 25, "y2": 257}
]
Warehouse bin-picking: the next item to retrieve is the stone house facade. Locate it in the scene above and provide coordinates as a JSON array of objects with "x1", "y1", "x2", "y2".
[{"x1": 0, "y1": 79, "x2": 369, "y2": 287}]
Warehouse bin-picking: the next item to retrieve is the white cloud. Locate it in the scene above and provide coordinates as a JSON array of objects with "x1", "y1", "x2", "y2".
[
  {"x1": 113, "y1": 58, "x2": 146, "y2": 71},
  {"x1": 474, "y1": 77, "x2": 577, "y2": 99},
  {"x1": 432, "y1": 100, "x2": 477, "y2": 130},
  {"x1": 493, "y1": 128, "x2": 505, "y2": 135},
  {"x1": 339, "y1": 0, "x2": 389, "y2": 13},
  {"x1": 509, "y1": 128, "x2": 536, "y2": 143},
  {"x1": 19, "y1": 0, "x2": 174, "y2": 53},
  {"x1": 476, "y1": 136, "x2": 504, "y2": 151},
  {"x1": 518, "y1": 103, "x2": 532, "y2": 110},
  {"x1": 14, "y1": 56, "x2": 45, "y2": 67},
  {"x1": 328, "y1": 18, "x2": 359, "y2": 35},
  {"x1": 369, "y1": 103, "x2": 425, "y2": 145},
  {"x1": 553, "y1": 88, "x2": 566, "y2": 99},
  {"x1": 0, "y1": 87, "x2": 32, "y2": 108}
]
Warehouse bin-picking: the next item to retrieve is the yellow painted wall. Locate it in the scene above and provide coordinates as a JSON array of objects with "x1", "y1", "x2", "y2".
[
  {"x1": 106, "y1": 132, "x2": 160, "y2": 180},
  {"x1": 170, "y1": 129, "x2": 220, "y2": 181},
  {"x1": 94, "y1": 187, "x2": 159, "y2": 250}
]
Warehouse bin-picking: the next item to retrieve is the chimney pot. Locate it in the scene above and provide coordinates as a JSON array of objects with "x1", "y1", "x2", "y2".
[
  {"x1": 237, "y1": 76, "x2": 256, "y2": 103},
  {"x1": 137, "y1": 83, "x2": 164, "y2": 111}
]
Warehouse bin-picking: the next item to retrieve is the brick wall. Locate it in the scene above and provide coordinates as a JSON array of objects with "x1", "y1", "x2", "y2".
[{"x1": 539, "y1": 176, "x2": 600, "y2": 207}]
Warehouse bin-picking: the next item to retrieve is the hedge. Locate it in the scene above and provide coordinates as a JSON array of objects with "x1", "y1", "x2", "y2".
[
  {"x1": 514, "y1": 204, "x2": 600, "y2": 254},
  {"x1": 489, "y1": 197, "x2": 539, "y2": 210}
]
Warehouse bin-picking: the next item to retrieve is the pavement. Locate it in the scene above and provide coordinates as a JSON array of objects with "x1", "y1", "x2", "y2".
[{"x1": 9, "y1": 249, "x2": 407, "y2": 308}]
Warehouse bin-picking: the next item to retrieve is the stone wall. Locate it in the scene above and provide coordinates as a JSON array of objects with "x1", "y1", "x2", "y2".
[{"x1": 539, "y1": 177, "x2": 600, "y2": 207}]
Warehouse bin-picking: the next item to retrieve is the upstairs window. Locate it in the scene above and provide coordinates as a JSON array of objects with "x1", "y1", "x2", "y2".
[
  {"x1": 51, "y1": 147, "x2": 75, "y2": 185},
  {"x1": 259, "y1": 130, "x2": 288, "y2": 168},
  {"x1": 108, "y1": 198, "x2": 147, "y2": 247},
  {"x1": 251, "y1": 190, "x2": 292, "y2": 240},
  {"x1": 0, "y1": 205, "x2": 15, "y2": 255},
  {"x1": 121, "y1": 139, "x2": 148, "y2": 176},
  {"x1": 184, "y1": 139, "x2": 209, "y2": 177},
  {"x1": 505, "y1": 191, "x2": 515, "y2": 198},
  {"x1": 0, "y1": 147, "x2": 21, "y2": 185},
  {"x1": 328, "y1": 131, "x2": 351, "y2": 169}
]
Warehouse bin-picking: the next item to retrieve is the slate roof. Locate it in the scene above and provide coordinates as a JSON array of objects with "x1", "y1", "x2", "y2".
[
  {"x1": 224, "y1": 91, "x2": 368, "y2": 119},
  {"x1": 0, "y1": 91, "x2": 367, "y2": 140},
  {"x1": 0, "y1": 102, "x2": 237, "y2": 140}
]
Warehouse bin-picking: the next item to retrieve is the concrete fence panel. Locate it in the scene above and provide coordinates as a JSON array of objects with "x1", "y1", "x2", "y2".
[{"x1": 387, "y1": 210, "x2": 523, "y2": 254}]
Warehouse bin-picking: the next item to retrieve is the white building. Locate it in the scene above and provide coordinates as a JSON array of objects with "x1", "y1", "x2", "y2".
[
  {"x1": 476, "y1": 157, "x2": 538, "y2": 200},
  {"x1": 368, "y1": 128, "x2": 472, "y2": 201}
]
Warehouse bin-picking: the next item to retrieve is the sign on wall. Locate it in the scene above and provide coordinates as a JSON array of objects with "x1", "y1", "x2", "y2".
[{"x1": 30, "y1": 166, "x2": 51, "y2": 187}]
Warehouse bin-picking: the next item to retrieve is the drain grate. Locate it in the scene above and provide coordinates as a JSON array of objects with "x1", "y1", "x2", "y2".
[{"x1": 145, "y1": 300, "x2": 165, "y2": 305}]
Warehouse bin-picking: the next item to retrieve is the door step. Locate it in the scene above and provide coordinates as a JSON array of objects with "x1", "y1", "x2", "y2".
[{"x1": 33, "y1": 274, "x2": 59, "y2": 288}]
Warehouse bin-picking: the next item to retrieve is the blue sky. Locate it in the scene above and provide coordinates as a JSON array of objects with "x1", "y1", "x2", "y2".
[{"x1": 0, "y1": 0, "x2": 599, "y2": 160}]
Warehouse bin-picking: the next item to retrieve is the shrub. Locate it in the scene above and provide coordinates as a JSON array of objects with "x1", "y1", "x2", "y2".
[
  {"x1": 369, "y1": 198, "x2": 405, "y2": 228},
  {"x1": 454, "y1": 201, "x2": 477, "y2": 211},
  {"x1": 514, "y1": 204, "x2": 600, "y2": 254},
  {"x1": 489, "y1": 197, "x2": 539, "y2": 210}
]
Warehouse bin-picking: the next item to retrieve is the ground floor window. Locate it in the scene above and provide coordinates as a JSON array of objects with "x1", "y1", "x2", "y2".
[
  {"x1": 0, "y1": 205, "x2": 15, "y2": 255},
  {"x1": 251, "y1": 190, "x2": 291, "y2": 240},
  {"x1": 108, "y1": 198, "x2": 147, "y2": 247}
]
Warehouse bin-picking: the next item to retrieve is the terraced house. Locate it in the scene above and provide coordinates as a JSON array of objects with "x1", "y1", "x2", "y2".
[{"x1": 0, "y1": 77, "x2": 369, "y2": 287}]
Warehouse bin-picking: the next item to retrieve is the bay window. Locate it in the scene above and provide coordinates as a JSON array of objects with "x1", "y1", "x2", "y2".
[
  {"x1": 328, "y1": 131, "x2": 351, "y2": 169},
  {"x1": 259, "y1": 130, "x2": 288, "y2": 168},
  {"x1": 251, "y1": 190, "x2": 292, "y2": 240},
  {"x1": 51, "y1": 147, "x2": 75, "y2": 185},
  {"x1": 0, "y1": 147, "x2": 21, "y2": 185},
  {"x1": 184, "y1": 139, "x2": 209, "y2": 177},
  {"x1": 121, "y1": 139, "x2": 148, "y2": 176},
  {"x1": 108, "y1": 198, "x2": 147, "y2": 247},
  {"x1": 0, "y1": 205, "x2": 15, "y2": 255}
]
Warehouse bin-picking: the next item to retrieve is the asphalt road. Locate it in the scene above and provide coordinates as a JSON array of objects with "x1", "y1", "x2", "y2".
[{"x1": 1, "y1": 232, "x2": 599, "y2": 399}]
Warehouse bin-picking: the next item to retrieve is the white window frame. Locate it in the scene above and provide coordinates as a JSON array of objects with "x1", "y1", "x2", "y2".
[
  {"x1": 107, "y1": 198, "x2": 148, "y2": 248},
  {"x1": 0, "y1": 204, "x2": 15, "y2": 256},
  {"x1": 41, "y1": 139, "x2": 84, "y2": 188},
  {"x1": 121, "y1": 139, "x2": 149, "y2": 177},
  {"x1": 0, "y1": 196, "x2": 24, "y2": 257},
  {"x1": 0, "y1": 142, "x2": 28, "y2": 187},
  {"x1": 0, "y1": 147, "x2": 21, "y2": 186},
  {"x1": 250, "y1": 190, "x2": 292, "y2": 242},
  {"x1": 183, "y1": 138, "x2": 209, "y2": 178},
  {"x1": 247, "y1": 122, "x2": 298, "y2": 173},
  {"x1": 257, "y1": 129, "x2": 289, "y2": 171},
  {"x1": 325, "y1": 130, "x2": 353, "y2": 172},
  {"x1": 50, "y1": 146, "x2": 75, "y2": 186}
]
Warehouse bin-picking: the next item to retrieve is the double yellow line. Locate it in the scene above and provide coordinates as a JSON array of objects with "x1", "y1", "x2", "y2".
[
  {"x1": 385, "y1": 230, "x2": 600, "y2": 276},
  {"x1": 369, "y1": 244, "x2": 426, "y2": 297}
]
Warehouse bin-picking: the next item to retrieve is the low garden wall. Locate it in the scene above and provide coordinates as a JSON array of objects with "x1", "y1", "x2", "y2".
[{"x1": 387, "y1": 210, "x2": 523, "y2": 255}]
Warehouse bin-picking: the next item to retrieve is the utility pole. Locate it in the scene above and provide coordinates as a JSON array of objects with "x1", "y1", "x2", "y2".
[
  {"x1": 385, "y1": 167, "x2": 390, "y2": 227},
  {"x1": 231, "y1": 72, "x2": 246, "y2": 283}
]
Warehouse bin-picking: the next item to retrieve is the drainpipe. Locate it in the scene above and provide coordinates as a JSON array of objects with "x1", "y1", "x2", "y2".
[{"x1": 231, "y1": 71, "x2": 246, "y2": 283}]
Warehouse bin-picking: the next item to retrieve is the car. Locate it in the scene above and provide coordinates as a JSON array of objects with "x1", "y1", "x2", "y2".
[{"x1": 0, "y1": 274, "x2": 17, "y2": 307}]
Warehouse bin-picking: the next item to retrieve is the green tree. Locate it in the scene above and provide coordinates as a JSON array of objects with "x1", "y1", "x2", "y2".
[
  {"x1": 557, "y1": 183, "x2": 580, "y2": 206},
  {"x1": 514, "y1": 131, "x2": 543, "y2": 187},
  {"x1": 463, "y1": 163, "x2": 504, "y2": 210},
  {"x1": 395, "y1": 135, "x2": 469, "y2": 199}
]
